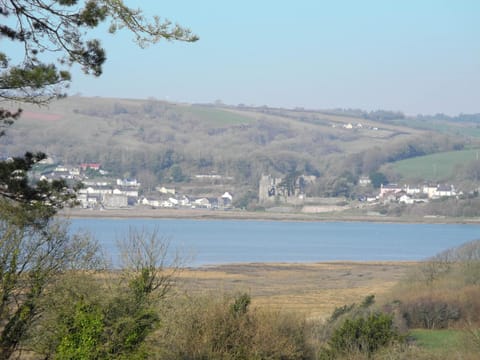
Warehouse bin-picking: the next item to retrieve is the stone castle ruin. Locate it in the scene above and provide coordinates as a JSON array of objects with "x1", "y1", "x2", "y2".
[{"x1": 259, "y1": 174, "x2": 312, "y2": 204}]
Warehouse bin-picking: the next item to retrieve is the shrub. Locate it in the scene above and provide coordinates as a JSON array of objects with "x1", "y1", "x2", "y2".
[
  {"x1": 400, "y1": 298, "x2": 461, "y2": 329},
  {"x1": 155, "y1": 292, "x2": 310, "y2": 359},
  {"x1": 319, "y1": 313, "x2": 403, "y2": 359}
]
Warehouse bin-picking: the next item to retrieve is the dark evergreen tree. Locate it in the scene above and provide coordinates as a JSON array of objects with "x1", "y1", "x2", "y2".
[
  {"x1": 0, "y1": 2, "x2": 196, "y2": 357},
  {"x1": 0, "y1": 0, "x2": 198, "y2": 213}
]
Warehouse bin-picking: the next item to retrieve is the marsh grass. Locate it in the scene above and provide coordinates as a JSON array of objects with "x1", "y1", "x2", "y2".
[{"x1": 176, "y1": 262, "x2": 414, "y2": 319}]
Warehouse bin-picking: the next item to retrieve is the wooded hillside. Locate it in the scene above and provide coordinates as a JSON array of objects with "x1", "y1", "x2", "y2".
[{"x1": 2, "y1": 97, "x2": 476, "y2": 198}]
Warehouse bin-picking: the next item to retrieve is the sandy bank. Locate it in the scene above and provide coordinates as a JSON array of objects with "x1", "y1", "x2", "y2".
[{"x1": 60, "y1": 207, "x2": 480, "y2": 224}]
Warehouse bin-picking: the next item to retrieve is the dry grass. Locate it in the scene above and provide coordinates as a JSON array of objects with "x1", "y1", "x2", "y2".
[{"x1": 175, "y1": 261, "x2": 416, "y2": 319}]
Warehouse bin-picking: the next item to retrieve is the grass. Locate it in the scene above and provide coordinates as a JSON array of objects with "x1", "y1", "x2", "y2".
[
  {"x1": 393, "y1": 118, "x2": 480, "y2": 138},
  {"x1": 185, "y1": 106, "x2": 255, "y2": 126},
  {"x1": 410, "y1": 329, "x2": 463, "y2": 351},
  {"x1": 175, "y1": 262, "x2": 414, "y2": 319},
  {"x1": 386, "y1": 148, "x2": 480, "y2": 181}
]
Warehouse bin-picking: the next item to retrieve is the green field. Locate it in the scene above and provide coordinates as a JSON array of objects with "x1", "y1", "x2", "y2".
[
  {"x1": 392, "y1": 118, "x2": 480, "y2": 138},
  {"x1": 184, "y1": 106, "x2": 255, "y2": 126},
  {"x1": 386, "y1": 149, "x2": 480, "y2": 181},
  {"x1": 410, "y1": 329, "x2": 463, "y2": 351}
]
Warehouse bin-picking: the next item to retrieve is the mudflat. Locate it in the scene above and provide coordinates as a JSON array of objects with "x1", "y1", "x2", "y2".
[
  {"x1": 61, "y1": 207, "x2": 480, "y2": 224},
  {"x1": 175, "y1": 261, "x2": 416, "y2": 319}
]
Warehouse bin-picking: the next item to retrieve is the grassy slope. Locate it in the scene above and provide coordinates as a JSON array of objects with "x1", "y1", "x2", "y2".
[
  {"x1": 410, "y1": 329, "x2": 463, "y2": 351},
  {"x1": 6, "y1": 96, "x2": 422, "y2": 151},
  {"x1": 384, "y1": 149, "x2": 480, "y2": 182},
  {"x1": 393, "y1": 117, "x2": 480, "y2": 138},
  {"x1": 6, "y1": 96, "x2": 472, "y2": 188}
]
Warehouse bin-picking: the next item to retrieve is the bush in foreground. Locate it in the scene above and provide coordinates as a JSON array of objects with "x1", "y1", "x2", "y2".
[
  {"x1": 318, "y1": 312, "x2": 403, "y2": 359},
  {"x1": 154, "y1": 292, "x2": 310, "y2": 360}
]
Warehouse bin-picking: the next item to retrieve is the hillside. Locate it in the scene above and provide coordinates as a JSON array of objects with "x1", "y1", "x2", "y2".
[
  {"x1": 1, "y1": 96, "x2": 476, "y2": 200},
  {"x1": 382, "y1": 149, "x2": 480, "y2": 183}
]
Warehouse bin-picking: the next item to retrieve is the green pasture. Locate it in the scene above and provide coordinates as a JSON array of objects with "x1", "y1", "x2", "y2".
[
  {"x1": 387, "y1": 149, "x2": 480, "y2": 181},
  {"x1": 392, "y1": 118, "x2": 480, "y2": 138},
  {"x1": 185, "y1": 106, "x2": 255, "y2": 126},
  {"x1": 410, "y1": 329, "x2": 462, "y2": 351}
]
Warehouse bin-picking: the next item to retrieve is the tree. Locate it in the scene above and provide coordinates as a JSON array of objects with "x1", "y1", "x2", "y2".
[
  {"x1": 320, "y1": 313, "x2": 401, "y2": 359},
  {"x1": 30, "y1": 227, "x2": 181, "y2": 359},
  {"x1": 137, "y1": 169, "x2": 157, "y2": 194},
  {"x1": 170, "y1": 165, "x2": 187, "y2": 182},
  {"x1": 0, "y1": 0, "x2": 198, "y2": 125},
  {"x1": 0, "y1": 2, "x2": 197, "y2": 357},
  {"x1": 0, "y1": 152, "x2": 79, "y2": 226},
  {"x1": 369, "y1": 171, "x2": 388, "y2": 189},
  {"x1": 0, "y1": 0, "x2": 198, "y2": 213},
  {"x1": 0, "y1": 212, "x2": 101, "y2": 358},
  {"x1": 279, "y1": 169, "x2": 301, "y2": 197}
]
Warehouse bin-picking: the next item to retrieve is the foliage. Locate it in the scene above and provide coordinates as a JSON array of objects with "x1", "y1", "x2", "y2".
[
  {"x1": 55, "y1": 300, "x2": 104, "y2": 359},
  {"x1": 156, "y1": 292, "x2": 310, "y2": 360},
  {"x1": 0, "y1": 0, "x2": 197, "y2": 107},
  {"x1": 0, "y1": 212, "x2": 101, "y2": 358},
  {"x1": 26, "y1": 228, "x2": 179, "y2": 359},
  {"x1": 389, "y1": 240, "x2": 480, "y2": 332},
  {"x1": 0, "y1": 152, "x2": 79, "y2": 224},
  {"x1": 385, "y1": 149, "x2": 480, "y2": 183},
  {"x1": 319, "y1": 313, "x2": 402, "y2": 359},
  {"x1": 278, "y1": 169, "x2": 302, "y2": 197},
  {"x1": 0, "y1": 2, "x2": 196, "y2": 358},
  {"x1": 233, "y1": 189, "x2": 258, "y2": 210},
  {"x1": 400, "y1": 298, "x2": 461, "y2": 329},
  {"x1": 328, "y1": 304, "x2": 356, "y2": 324},
  {"x1": 0, "y1": 0, "x2": 198, "y2": 204},
  {"x1": 169, "y1": 165, "x2": 188, "y2": 183},
  {"x1": 369, "y1": 171, "x2": 388, "y2": 189}
]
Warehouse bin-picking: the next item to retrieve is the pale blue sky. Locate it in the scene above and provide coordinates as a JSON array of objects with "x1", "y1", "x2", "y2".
[{"x1": 67, "y1": 0, "x2": 479, "y2": 115}]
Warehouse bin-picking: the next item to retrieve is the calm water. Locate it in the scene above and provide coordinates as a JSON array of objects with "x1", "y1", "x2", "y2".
[{"x1": 69, "y1": 218, "x2": 480, "y2": 267}]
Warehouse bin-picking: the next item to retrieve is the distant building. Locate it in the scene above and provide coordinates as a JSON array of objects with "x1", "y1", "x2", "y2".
[
  {"x1": 219, "y1": 192, "x2": 233, "y2": 208},
  {"x1": 379, "y1": 184, "x2": 403, "y2": 197},
  {"x1": 358, "y1": 176, "x2": 371, "y2": 187},
  {"x1": 103, "y1": 194, "x2": 128, "y2": 208},
  {"x1": 80, "y1": 163, "x2": 101, "y2": 171},
  {"x1": 116, "y1": 178, "x2": 140, "y2": 187},
  {"x1": 258, "y1": 174, "x2": 283, "y2": 203},
  {"x1": 422, "y1": 184, "x2": 438, "y2": 198},
  {"x1": 434, "y1": 184, "x2": 456, "y2": 198},
  {"x1": 156, "y1": 186, "x2": 176, "y2": 195}
]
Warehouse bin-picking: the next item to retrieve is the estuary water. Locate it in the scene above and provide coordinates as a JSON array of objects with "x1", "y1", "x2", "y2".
[{"x1": 69, "y1": 218, "x2": 480, "y2": 267}]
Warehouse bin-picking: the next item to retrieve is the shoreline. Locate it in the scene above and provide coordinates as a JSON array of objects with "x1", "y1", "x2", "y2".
[{"x1": 60, "y1": 207, "x2": 480, "y2": 224}]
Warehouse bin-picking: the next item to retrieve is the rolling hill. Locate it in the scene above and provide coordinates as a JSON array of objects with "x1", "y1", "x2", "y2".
[{"x1": 1, "y1": 96, "x2": 477, "y2": 198}]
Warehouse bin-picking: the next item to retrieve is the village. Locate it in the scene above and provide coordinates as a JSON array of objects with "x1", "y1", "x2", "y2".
[
  {"x1": 33, "y1": 159, "x2": 462, "y2": 213},
  {"x1": 34, "y1": 162, "x2": 234, "y2": 211},
  {"x1": 258, "y1": 174, "x2": 460, "y2": 208}
]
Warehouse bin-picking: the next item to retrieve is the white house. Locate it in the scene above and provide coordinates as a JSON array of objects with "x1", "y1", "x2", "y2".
[
  {"x1": 221, "y1": 192, "x2": 233, "y2": 201},
  {"x1": 141, "y1": 197, "x2": 161, "y2": 208},
  {"x1": 178, "y1": 195, "x2": 191, "y2": 207},
  {"x1": 160, "y1": 200, "x2": 174, "y2": 208},
  {"x1": 405, "y1": 186, "x2": 421, "y2": 196},
  {"x1": 219, "y1": 192, "x2": 233, "y2": 208},
  {"x1": 379, "y1": 184, "x2": 403, "y2": 197},
  {"x1": 358, "y1": 176, "x2": 371, "y2": 187},
  {"x1": 193, "y1": 198, "x2": 211, "y2": 208},
  {"x1": 157, "y1": 186, "x2": 176, "y2": 195},
  {"x1": 116, "y1": 178, "x2": 140, "y2": 187},
  {"x1": 422, "y1": 184, "x2": 438, "y2": 198},
  {"x1": 434, "y1": 185, "x2": 456, "y2": 198},
  {"x1": 399, "y1": 194, "x2": 414, "y2": 205}
]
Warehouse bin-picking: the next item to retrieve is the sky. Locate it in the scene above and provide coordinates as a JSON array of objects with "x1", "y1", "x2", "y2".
[{"x1": 66, "y1": 0, "x2": 480, "y2": 115}]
